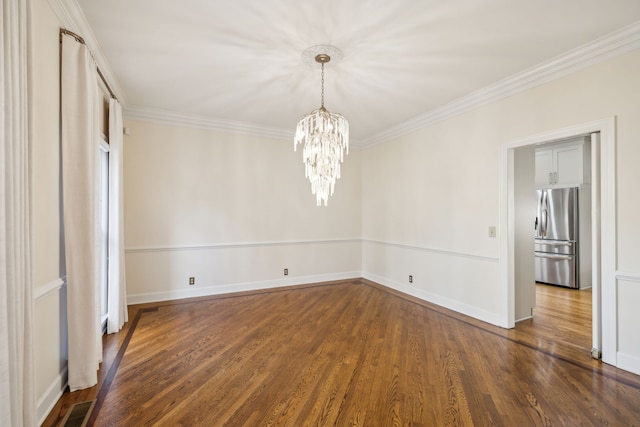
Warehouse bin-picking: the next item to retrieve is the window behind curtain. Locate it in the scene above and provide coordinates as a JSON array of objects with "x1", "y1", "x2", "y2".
[{"x1": 98, "y1": 83, "x2": 110, "y2": 331}]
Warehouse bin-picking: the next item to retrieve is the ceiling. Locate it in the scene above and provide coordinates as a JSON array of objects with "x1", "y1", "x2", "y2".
[{"x1": 73, "y1": 0, "x2": 640, "y2": 145}]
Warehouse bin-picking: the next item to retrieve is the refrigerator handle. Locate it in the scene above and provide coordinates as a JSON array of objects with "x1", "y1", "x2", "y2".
[
  {"x1": 536, "y1": 253, "x2": 574, "y2": 261},
  {"x1": 542, "y1": 190, "x2": 549, "y2": 238},
  {"x1": 536, "y1": 190, "x2": 544, "y2": 238}
]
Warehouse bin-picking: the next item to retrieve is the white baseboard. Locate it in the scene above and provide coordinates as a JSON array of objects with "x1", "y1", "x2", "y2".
[
  {"x1": 127, "y1": 271, "x2": 361, "y2": 305},
  {"x1": 37, "y1": 366, "x2": 68, "y2": 426},
  {"x1": 617, "y1": 352, "x2": 640, "y2": 376},
  {"x1": 363, "y1": 272, "x2": 501, "y2": 326}
]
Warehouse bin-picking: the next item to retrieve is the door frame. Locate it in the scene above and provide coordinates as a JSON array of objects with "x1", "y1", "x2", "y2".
[{"x1": 499, "y1": 117, "x2": 616, "y2": 365}]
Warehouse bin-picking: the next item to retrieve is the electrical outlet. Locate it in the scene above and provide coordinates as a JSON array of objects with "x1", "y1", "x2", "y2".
[
  {"x1": 189, "y1": 277, "x2": 195, "y2": 285},
  {"x1": 409, "y1": 275, "x2": 413, "y2": 283},
  {"x1": 488, "y1": 226, "x2": 497, "y2": 238},
  {"x1": 284, "y1": 268, "x2": 288, "y2": 276}
]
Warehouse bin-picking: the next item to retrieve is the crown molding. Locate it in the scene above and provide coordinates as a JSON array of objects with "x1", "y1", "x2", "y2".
[
  {"x1": 361, "y1": 20, "x2": 640, "y2": 148},
  {"x1": 124, "y1": 107, "x2": 367, "y2": 149},
  {"x1": 124, "y1": 107, "x2": 368, "y2": 148},
  {"x1": 124, "y1": 107, "x2": 295, "y2": 141},
  {"x1": 48, "y1": 0, "x2": 127, "y2": 105}
]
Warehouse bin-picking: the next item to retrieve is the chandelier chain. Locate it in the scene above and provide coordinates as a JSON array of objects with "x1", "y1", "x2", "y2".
[{"x1": 320, "y1": 63, "x2": 325, "y2": 109}]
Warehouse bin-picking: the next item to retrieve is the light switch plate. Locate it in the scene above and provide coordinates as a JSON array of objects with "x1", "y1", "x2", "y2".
[{"x1": 488, "y1": 226, "x2": 497, "y2": 238}]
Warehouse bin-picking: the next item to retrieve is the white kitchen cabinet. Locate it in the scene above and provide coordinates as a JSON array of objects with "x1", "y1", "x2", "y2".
[
  {"x1": 535, "y1": 138, "x2": 590, "y2": 188},
  {"x1": 534, "y1": 149, "x2": 554, "y2": 187}
]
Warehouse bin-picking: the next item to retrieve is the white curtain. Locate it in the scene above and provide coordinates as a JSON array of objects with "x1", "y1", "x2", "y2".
[
  {"x1": 0, "y1": 0, "x2": 37, "y2": 425},
  {"x1": 61, "y1": 33, "x2": 102, "y2": 391},
  {"x1": 107, "y1": 99, "x2": 128, "y2": 333}
]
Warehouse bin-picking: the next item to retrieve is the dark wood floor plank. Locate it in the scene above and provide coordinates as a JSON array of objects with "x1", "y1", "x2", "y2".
[{"x1": 41, "y1": 280, "x2": 640, "y2": 426}]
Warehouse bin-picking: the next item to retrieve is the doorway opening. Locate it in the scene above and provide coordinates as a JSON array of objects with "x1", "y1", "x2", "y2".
[{"x1": 499, "y1": 117, "x2": 617, "y2": 366}]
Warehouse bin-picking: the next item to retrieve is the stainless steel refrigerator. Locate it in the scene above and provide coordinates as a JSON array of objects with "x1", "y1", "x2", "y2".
[{"x1": 534, "y1": 187, "x2": 579, "y2": 288}]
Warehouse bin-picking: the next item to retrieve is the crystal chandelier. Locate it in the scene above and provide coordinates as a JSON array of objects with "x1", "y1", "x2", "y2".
[{"x1": 294, "y1": 46, "x2": 349, "y2": 206}]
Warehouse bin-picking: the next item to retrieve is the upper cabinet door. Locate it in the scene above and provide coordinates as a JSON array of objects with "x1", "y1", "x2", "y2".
[
  {"x1": 535, "y1": 138, "x2": 590, "y2": 189},
  {"x1": 555, "y1": 144, "x2": 584, "y2": 186},
  {"x1": 535, "y1": 149, "x2": 554, "y2": 187}
]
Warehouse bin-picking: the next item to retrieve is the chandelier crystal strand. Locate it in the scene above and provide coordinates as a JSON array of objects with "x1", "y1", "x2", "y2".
[{"x1": 294, "y1": 48, "x2": 349, "y2": 206}]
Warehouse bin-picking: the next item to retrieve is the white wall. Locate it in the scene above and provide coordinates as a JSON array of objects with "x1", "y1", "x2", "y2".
[
  {"x1": 361, "y1": 49, "x2": 640, "y2": 373},
  {"x1": 123, "y1": 120, "x2": 362, "y2": 303},
  {"x1": 361, "y1": 108, "x2": 502, "y2": 325},
  {"x1": 32, "y1": 0, "x2": 68, "y2": 422}
]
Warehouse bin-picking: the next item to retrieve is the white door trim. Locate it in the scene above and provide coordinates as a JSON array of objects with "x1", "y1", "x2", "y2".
[{"x1": 499, "y1": 117, "x2": 616, "y2": 365}]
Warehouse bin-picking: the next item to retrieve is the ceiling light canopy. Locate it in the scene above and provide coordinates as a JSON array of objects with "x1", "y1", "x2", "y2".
[{"x1": 294, "y1": 45, "x2": 349, "y2": 207}]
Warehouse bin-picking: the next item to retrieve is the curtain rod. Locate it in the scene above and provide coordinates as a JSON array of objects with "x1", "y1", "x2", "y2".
[{"x1": 60, "y1": 28, "x2": 118, "y2": 100}]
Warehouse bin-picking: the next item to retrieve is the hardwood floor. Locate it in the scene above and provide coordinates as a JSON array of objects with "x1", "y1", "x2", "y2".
[
  {"x1": 510, "y1": 283, "x2": 593, "y2": 362},
  {"x1": 42, "y1": 279, "x2": 640, "y2": 426}
]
